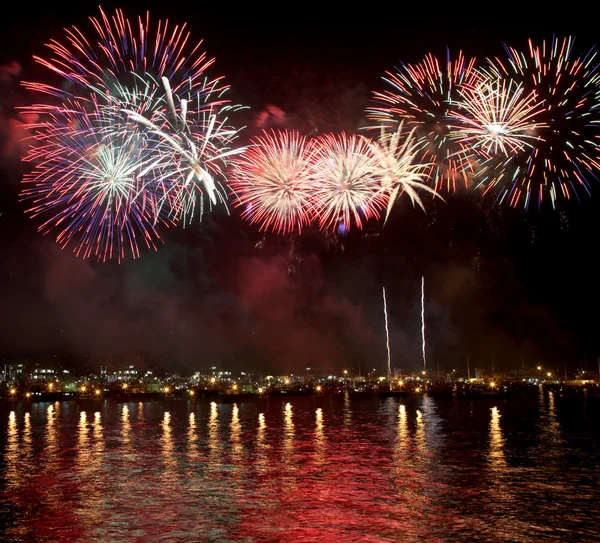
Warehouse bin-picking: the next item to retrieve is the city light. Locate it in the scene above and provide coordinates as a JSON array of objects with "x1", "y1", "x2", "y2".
[
  {"x1": 95, "y1": 389, "x2": 101, "y2": 396},
  {"x1": 189, "y1": 390, "x2": 194, "y2": 396},
  {"x1": 81, "y1": 386, "x2": 86, "y2": 393}
]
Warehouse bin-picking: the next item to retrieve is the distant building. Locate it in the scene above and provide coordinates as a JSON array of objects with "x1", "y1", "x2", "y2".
[{"x1": 30, "y1": 367, "x2": 58, "y2": 381}]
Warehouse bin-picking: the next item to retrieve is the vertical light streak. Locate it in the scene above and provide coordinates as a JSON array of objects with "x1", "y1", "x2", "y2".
[
  {"x1": 230, "y1": 403, "x2": 243, "y2": 464},
  {"x1": 421, "y1": 276, "x2": 427, "y2": 372},
  {"x1": 383, "y1": 286, "x2": 392, "y2": 381}
]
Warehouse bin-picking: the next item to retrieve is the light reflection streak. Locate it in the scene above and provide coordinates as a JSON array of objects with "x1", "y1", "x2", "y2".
[
  {"x1": 208, "y1": 402, "x2": 222, "y2": 474},
  {"x1": 395, "y1": 404, "x2": 409, "y2": 461},
  {"x1": 343, "y1": 391, "x2": 352, "y2": 431},
  {"x1": 77, "y1": 411, "x2": 91, "y2": 469},
  {"x1": 187, "y1": 412, "x2": 199, "y2": 461},
  {"x1": 161, "y1": 411, "x2": 176, "y2": 474},
  {"x1": 255, "y1": 412, "x2": 268, "y2": 474},
  {"x1": 488, "y1": 407, "x2": 506, "y2": 470},
  {"x1": 540, "y1": 390, "x2": 564, "y2": 462},
  {"x1": 5, "y1": 411, "x2": 20, "y2": 489},
  {"x1": 121, "y1": 405, "x2": 131, "y2": 448},
  {"x1": 230, "y1": 404, "x2": 243, "y2": 464},
  {"x1": 314, "y1": 407, "x2": 326, "y2": 466},
  {"x1": 487, "y1": 405, "x2": 515, "y2": 535},
  {"x1": 282, "y1": 403, "x2": 296, "y2": 491}
]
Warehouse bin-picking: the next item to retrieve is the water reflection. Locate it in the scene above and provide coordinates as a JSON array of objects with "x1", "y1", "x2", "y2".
[
  {"x1": 343, "y1": 391, "x2": 352, "y2": 431},
  {"x1": 395, "y1": 404, "x2": 408, "y2": 459},
  {"x1": 282, "y1": 402, "x2": 295, "y2": 468},
  {"x1": 161, "y1": 411, "x2": 176, "y2": 474},
  {"x1": 255, "y1": 412, "x2": 268, "y2": 474},
  {"x1": 489, "y1": 407, "x2": 506, "y2": 470},
  {"x1": 0, "y1": 396, "x2": 597, "y2": 543},
  {"x1": 5, "y1": 411, "x2": 19, "y2": 489},
  {"x1": 314, "y1": 407, "x2": 326, "y2": 466},
  {"x1": 208, "y1": 402, "x2": 222, "y2": 473},
  {"x1": 230, "y1": 404, "x2": 243, "y2": 464},
  {"x1": 121, "y1": 405, "x2": 131, "y2": 449},
  {"x1": 187, "y1": 412, "x2": 199, "y2": 461}
]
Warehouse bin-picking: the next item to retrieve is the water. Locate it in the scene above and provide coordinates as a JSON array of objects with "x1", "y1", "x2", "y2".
[{"x1": 1, "y1": 390, "x2": 599, "y2": 542}]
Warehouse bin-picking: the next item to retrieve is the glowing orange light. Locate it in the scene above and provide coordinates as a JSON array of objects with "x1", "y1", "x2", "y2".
[
  {"x1": 258, "y1": 387, "x2": 264, "y2": 394},
  {"x1": 95, "y1": 389, "x2": 101, "y2": 395},
  {"x1": 189, "y1": 390, "x2": 194, "y2": 396},
  {"x1": 48, "y1": 383, "x2": 53, "y2": 390},
  {"x1": 25, "y1": 392, "x2": 31, "y2": 398},
  {"x1": 9, "y1": 388, "x2": 15, "y2": 395},
  {"x1": 232, "y1": 384, "x2": 238, "y2": 390},
  {"x1": 316, "y1": 386, "x2": 322, "y2": 392},
  {"x1": 210, "y1": 378, "x2": 216, "y2": 384},
  {"x1": 81, "y1": 386, "x2": 86, "y2": 393}
]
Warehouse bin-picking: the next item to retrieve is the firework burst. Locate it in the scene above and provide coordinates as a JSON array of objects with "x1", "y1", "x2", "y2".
[
  {"x1": 121, "y1": 77, "x2": 246, "y2": 223},
  {"x1": 310, "y1": 133, "x2": 386, "y2": 231},
  {"x1": 478, "y1": 36, "x2": 600, "y2": 209},
  {"x1": 367, "y1": 50, "x2": 482, "y2": 193},
  {"x1": 20, "y1": 7, "x2": 246, "y2": 259},
  {"x1": 228, "y1": 130, "x2": 318, "y2": 234},
  {"x1": 23, "y1": 7, "x2": 222, "y2": 106},
  {"x1": 365, "y1": 124, "x2": 441, "y2": 222},
  {"x1": 449, "y1": 78, "x2": 547, "y2": 156},
  {"x1": 21, "y1": 101, "x2": 173, "y2": 262}
]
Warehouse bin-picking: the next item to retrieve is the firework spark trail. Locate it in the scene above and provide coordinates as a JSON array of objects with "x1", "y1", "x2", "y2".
[
  {"x1": 421, "y1": 276, "x2": 427, "y2": 372},
  {"x1": 383, "y1": 286, "x2": 392, "y2": 381},
  {"x1": 367, "y1": 50, "x2": 482, "y2": 193}
]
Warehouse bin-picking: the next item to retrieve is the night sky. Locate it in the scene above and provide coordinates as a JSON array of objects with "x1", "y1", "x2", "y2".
[{"x1": 1, "y1": 4, "x2": 599, "y2": 376}]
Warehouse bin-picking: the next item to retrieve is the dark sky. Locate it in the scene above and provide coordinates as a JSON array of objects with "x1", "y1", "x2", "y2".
[{"x1": 1, "y1": 4, "x2": 599, "y2": 376}]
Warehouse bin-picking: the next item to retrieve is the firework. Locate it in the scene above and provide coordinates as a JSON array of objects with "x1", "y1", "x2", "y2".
[
  {"x1": 121, "y1": 77, "x2": 246, "y2": 223},
  {"x1": 310, "y1": 132, "x2": 386, "y2": 231},
  {"x1": 21, "y1": 101, "x2": 173, "y2": 262},
  {"x1": 364, "y1": 124, "x2": 440, "y2": 222},
  {"x1": 23, "y1": 7, "x2": 221, "y2": 106},
  {"x1": 367, "y1": 50, "x2": 482, "y2": 193},
  {"x1": 449, "y1": 78, "x2": 546, "y2": 156},
  {"x1": 228, "y1": 130, "x2": 318, "y2": 234},
  {"x1": 21, "y1": 6, "x2": 245, "y2": 252},
  {"x1": 478, "y1": 36, "x2": 600, "y2": 209}
]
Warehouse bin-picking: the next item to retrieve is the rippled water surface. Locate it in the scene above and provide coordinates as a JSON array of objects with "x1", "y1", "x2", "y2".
[{"x1": 1, "y1": 391, "x2": 599, "y2": 542}]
